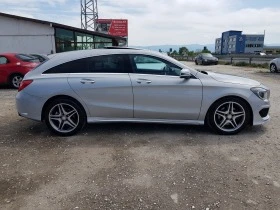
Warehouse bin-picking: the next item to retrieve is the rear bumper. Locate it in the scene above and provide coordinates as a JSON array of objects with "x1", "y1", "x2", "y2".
[{"x1": 16, "y1": 91, "x2": 45, "y2": 121}]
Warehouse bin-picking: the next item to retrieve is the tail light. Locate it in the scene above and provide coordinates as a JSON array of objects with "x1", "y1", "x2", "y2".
[{"x1": 18, "y1": 80, "x2": 33, "y2": 92}]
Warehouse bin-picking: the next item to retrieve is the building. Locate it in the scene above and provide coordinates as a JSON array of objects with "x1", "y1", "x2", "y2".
[
  {"x1": 215, "y1": 30, "x2": 264, "y2": 54},
  {"x1": 0, "y1": 12, "x2": 127, "y2": 54}
]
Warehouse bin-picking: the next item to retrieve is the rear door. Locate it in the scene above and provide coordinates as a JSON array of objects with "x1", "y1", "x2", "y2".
[{"x1": 67, "y1": 54, "x2": 134, "y2": 119}]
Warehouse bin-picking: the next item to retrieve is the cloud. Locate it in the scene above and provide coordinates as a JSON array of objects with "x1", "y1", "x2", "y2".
[{"x1": 0, "y1": 0, "x2": 279, "y2": 45}]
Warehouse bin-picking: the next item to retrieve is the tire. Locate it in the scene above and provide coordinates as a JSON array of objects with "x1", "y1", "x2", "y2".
[
  {"x1": 195, "y1": 60, "x2": 198, "y2": 65},
  {"x1": 270, "y1": 63, "x2": 278, "y2": 73},
  {"x1": 44, "y1": 98, "x2": 86, "y2": 136},
  {"x1": 206, "y1": 97, "x2": 251, "y2": 135},
  {"x1": 10, "y1": 74, "x2": 23, "y2": 89}
]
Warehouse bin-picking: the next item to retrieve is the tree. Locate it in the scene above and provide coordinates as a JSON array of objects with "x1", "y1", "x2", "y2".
[
  {"x1": 179, "y1": 46, "x2": 189, "y2": 55},
  {"x1": 202, "y1": 46, "x2": 211, "y2": 53},
  {"x1": 169, "y1": 48, "x2": 172, "y2": 53},
  {"x1": 159, "y1": 49, "x2": 162, "y2": 53},
  {"x1": 187, "y1": 51, "x2": 195, "y2": 57},
  {"x1": 171, "y1": 50, "x2": 178, "y2": 55}
]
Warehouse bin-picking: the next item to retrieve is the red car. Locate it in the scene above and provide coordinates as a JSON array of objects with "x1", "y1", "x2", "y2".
[{"x1": 0, "y1": 53, "x2": 39, "y2": 88}]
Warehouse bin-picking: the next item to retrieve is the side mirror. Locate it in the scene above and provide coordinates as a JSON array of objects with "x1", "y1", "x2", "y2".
[{"x1": 180, "y1": 69, "x2": 191, "y2": 79}]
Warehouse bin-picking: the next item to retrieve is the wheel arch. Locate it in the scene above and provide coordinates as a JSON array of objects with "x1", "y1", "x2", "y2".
[
  {"x1": 204, "y1": 95, "x2": 253, "y2": 126},
  {"x1": 41, "y1": 95, "x2": 87, "y2": 121},
  {"x1": 8, "y1": 72, "x2": 23, "y2": 82},
  {"x1": 270, "y1": 63, "x2": 277, "y2": 68}
]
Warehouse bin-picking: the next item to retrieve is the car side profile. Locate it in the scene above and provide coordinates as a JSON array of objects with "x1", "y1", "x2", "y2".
[
  {"x1": 16, "y1": 49, "x2": 270, "y2": 136},
  {"x1": 269, "y1": 57, "x2": 280, "y2": 73},
  {"x1": 0, "y1": 53, "x2": 39, "y2": 88}
]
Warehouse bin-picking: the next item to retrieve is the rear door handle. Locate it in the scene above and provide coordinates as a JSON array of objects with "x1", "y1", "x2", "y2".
[
  {"x1": 80, "y1": 79, "x2": 95, "y2": 84},
  {"x1": 136, "y1": 78, "x2": 152, "y2": 84}
]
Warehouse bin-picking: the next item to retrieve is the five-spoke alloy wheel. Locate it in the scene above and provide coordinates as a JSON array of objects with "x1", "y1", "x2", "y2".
[
  {"x1": 10, "y1": 74, "x2": 23, "y2": 89},
  {"x1": 45, "y1": 98, "x2": 86, "y2": 136},
  {"x1": 207, "y1": 97, "x2": 250, "y2": 135}
]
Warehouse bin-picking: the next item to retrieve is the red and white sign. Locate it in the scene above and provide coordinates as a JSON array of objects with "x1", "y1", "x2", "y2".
[{"x1": 96, "y1": 19, "x2": 128, "y2": 37}]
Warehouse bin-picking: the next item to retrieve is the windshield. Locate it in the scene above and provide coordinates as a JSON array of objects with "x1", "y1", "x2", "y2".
[{"x1": 202, "y1": 53, "x2": 214, "y2": 58}]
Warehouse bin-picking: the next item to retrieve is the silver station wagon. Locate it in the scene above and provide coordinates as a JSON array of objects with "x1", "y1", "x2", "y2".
[{"x1": 16, "y1": 48, "x2": 270, "y2": 136}]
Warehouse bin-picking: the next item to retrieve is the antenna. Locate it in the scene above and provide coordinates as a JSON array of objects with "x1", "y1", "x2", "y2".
[{"x1": 80, "y1": 0, "x2": 98, "y2": 31}]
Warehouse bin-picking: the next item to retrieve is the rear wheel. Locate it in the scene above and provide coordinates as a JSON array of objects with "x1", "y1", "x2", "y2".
[
  {"x1": 10, "y1": 74, "x2": 23, "y2": 89},
  {"x1": 206, "y1": 97, "x2": 251, "y2": 135},
  {"x1": 44, "y1": 98, "x2": 86, "y2": 136},
  {"x1": 270, "y1": 63, "x2": 278, "y2": 73}
]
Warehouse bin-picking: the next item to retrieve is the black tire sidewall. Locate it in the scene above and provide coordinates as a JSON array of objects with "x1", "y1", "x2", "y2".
[
  {"x1": 207, "y1": 97, "x2": 251, "y2": 135},
  {"x1": 44, "y1": 98, "x2": 86, "y2": 136}
]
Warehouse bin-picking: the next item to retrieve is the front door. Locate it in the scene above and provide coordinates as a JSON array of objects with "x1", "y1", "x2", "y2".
[
  {"x1": 0, "y1": 56, "x2": 9, "y2": 84},
  {"x1": 129, "y1": 54, "x2": 203, "y2": 120}
]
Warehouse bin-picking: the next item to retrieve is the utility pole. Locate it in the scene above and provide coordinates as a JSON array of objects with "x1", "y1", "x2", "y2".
[{"x1": 80, "y1": 0, "x2": 98, "y2": 31}]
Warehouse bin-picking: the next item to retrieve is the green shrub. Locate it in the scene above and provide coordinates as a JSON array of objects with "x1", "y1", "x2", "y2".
[
  {"x1": 221, "y1": 61, "x2": 268, "y2": 69},
  {"x1": 233, "y1": 62, "x2": 249, "y2": 67}
]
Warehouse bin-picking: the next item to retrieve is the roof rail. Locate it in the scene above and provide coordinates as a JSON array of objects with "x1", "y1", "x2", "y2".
[{"x1": 103, "y1": 46, "x2": 142, "y2": 50}]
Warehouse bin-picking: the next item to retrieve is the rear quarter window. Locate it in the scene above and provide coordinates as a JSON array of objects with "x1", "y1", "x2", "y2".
[{"x1": 43, "y1": 58, "x2": 88, "y2": 74}]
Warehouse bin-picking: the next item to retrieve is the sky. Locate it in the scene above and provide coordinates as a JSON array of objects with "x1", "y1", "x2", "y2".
[{"x1": 0, "y1": 0, "x2": 280, "y2": 46}]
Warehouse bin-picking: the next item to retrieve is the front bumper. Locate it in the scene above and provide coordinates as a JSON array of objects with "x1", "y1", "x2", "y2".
[
  {"x1": 248, "y1": 94, "x2": 270, "y2": 125},
  {"x1": 204, "y1": 60, "x2": 218, "y2": 65}
]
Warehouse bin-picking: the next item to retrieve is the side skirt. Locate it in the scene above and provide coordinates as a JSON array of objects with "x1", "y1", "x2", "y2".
[{"x1": 87, "y1": 117, "x2": 204, "y2": 125}]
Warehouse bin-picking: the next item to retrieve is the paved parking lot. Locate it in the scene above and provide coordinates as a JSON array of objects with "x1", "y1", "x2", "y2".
[{"x1": 0, "y1": 62, "x2": 280, "y2": 210}]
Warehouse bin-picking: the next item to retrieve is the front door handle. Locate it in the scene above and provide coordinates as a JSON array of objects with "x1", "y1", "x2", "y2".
[
  {"x1": 80, "y1": 79, "x2": 95, "y2": 84},
  {"x1": 136, "y1": 78, "x2": 152, "y2": 84}
]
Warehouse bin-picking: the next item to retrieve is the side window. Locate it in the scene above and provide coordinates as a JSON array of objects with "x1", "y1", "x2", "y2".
[
  {"x1": 131, "y1": 55, "x2": 182, "y2": 76},
  {"x1": 88, "y1": 54, "x2": 128, "y2": 73},
  {"x1": 44, "y1": 58, "x2": 88, "y2": 74},
  {"x1": 0, "y1": 56, "x2": 8, "y2": 65}
]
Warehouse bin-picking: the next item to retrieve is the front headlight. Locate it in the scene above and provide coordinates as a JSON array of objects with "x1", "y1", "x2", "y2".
[{"x1": 251, "y1": 87, "x2": 270, "y2": 100}]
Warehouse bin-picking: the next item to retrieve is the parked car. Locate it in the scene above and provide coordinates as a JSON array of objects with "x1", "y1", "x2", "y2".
[
  {"x1": 0, "y1": 53, "x2": 39, "y2": 88},
  {"x1": 195, "y1": 53, "x2": 218, "y2": 65},
  {"x1": 255, "y1": 52, "x2": 267, "y2": 56},
  {"x1": 269, "y1": 58, "x2": 280, "y2": 73},
  {"x1": 16, "y1": 49, "x2": 270, "y2": 136},
  {"x1": 30, "y1": 54, "x2": 49, "y2": 63}
]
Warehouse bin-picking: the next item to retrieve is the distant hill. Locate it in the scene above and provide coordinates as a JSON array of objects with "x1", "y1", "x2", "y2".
[{"x1": 130, "y1": 44, "x2": 215, "y2": 53}]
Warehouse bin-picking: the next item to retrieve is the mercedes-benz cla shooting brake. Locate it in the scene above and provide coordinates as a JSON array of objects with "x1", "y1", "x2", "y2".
[{"x1": 16, "y1": 49, "x2": 270, "y2": 136}]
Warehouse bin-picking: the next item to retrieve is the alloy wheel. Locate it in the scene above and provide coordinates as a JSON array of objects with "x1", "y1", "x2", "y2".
[
  {"x1": 214, "y1": 101, "x2": 246, "y2": 133},
  {"x1": 12, "y1": 75, "x2": 23, "y2": 88},
  {"x1": 270, "y1": 64, "x2": 277, "y2": 73},
  {"x1": 48, "y1": 103, "x2": 79, "y2": 133}
]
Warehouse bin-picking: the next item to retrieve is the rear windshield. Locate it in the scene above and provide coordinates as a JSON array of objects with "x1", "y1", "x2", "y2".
[{"x1": 16, "y1": 54, "x2": 39, "y2": 62}]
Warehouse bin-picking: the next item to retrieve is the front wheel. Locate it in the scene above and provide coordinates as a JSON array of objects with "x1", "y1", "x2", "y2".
[
  {"x1": 44, "y1": 98, "x2": 86, "y2": 136},
  {"x1": 270, "y1": 63, "x2": 278, "y2": 73},
  {"x1": 10, "y1": 74, "x2": 23, "y2": 89},
  {"x1": 206, "y1": 97, "x2": 251, "y2": 135}
]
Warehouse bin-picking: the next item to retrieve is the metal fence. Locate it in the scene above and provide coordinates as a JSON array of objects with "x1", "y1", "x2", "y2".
[{"x1": 171, "y1": 54, "x2": 279, "y2": 64}]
